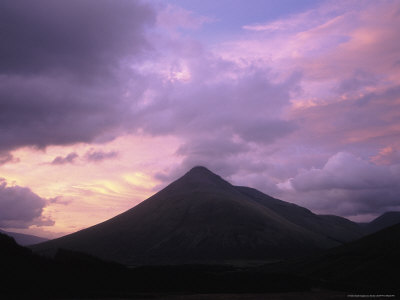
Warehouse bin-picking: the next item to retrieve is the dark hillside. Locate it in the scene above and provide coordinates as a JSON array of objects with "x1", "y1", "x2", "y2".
[
  {"x1": 300, "y1": 223, "x2": 400, "y2": 293},
  {"x1": 365, "y1": 211, "x2": 400, "y2": 234}
]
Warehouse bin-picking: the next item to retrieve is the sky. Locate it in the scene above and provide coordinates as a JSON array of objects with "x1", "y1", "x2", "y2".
[{"x1": 1, "y1": 0, "x2": 400, "y2": 238}]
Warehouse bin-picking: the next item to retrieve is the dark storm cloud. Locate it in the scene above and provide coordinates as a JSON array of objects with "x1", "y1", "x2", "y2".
[
  {"x1": 84, "y1": 149, "x2": 118, "y2": 162},
  {"x1": 0, "y1": 179, "x2": 54, "y2": 228},
  {"x1": 0, "y1": 0, "x2": 155, "y2": 154},
  {"x1": 51, "y1": 152, "x2": 79, "y2": 165},
  {"x1": 0, "y1": 0, "x2": 154, "y2": 78},
  {"x1": 0, "y1": 75, "x2": 130, "y2": 151}
]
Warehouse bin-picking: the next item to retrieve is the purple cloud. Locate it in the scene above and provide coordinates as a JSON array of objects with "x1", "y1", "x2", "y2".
[
  {"x1": 0, "y1": 0, "x2": 155, "y2": 154},
  {"x1": 0, "y1": 179, "x2": 54, "y2": 228},
  {"x1": 131, "y1": 50, "x2": 300, "y2": 181},
  {"x1": 283, "y1": 152, "x2": 400, "y2": 218},
  {"x1": 0, "y1": 0, "x2": 154, "y2": 78}
]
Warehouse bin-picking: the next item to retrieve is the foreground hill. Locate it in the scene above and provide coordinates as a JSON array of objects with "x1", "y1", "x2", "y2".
[
  {"x1": 0, "y1": 229, "x2": 48, "y2": 245},
  {"x1": 1, "y1": 232, "x2": 314, "y2": 297},
  {"x1": 33, "y1": 166, "x2": 363, "y2": 265},
  {"x1": 5, "y1": 225, "x2": 400, "y2": 297},
  {"x1": 0, "y1": 232, "x2": 130, "y2": 298},
  {"x1": 300, "y1": 223, "x2": 400, "y2": 293}
]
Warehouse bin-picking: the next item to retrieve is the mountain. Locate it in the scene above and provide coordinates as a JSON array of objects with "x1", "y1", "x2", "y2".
[
  {"x1": 300, "y1": 223, "x2": 400, "y2": 293},
  {"x1": 0, "y1": 229, "x2": 48, "y2": 246},
  {"x1": 364, "y1": 211, "x2": 400, "y2": 234},
  {"x1": 33, "y1": 166, "x2": 363, "y2": 265}
]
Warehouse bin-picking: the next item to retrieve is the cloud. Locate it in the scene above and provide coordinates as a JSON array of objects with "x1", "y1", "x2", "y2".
[
  {"x1": 51, "y1": 152, "x2": 79, "y2": 165},
  {"x1": 2, "y1": 0, "x2": 400, "y2": 228},
  {"x1": 0, "y1": 0, "x2": 302, "y2": 178},
  {"x1": 0, "y1": 0, "x2": 155, "y2": 78},
  {"x1": 242, "y1": 3, "x2": 336, "y2": 33},
  {"x1": 134, "y1": 51, "x2": 299, "y2": 139},
  {"x1": 0, "y1": 178, "x2": 54, "y2": 228},
  {"x1": 0, "y1": 0, "x2": 155, "y2": 154},
  {"x1": 283, "y1": 152, "x2": 400, "y2": 218},
  {"x1": 157, "y1": 4, "x2": 214, "y2": 31},
  {"x1": 133, "y1": 48, "x2": 300, "y2": 181},
  {"x1": 289, "y1": 85, "x2": 400, "y2": 150},
  {"x1": 371, "y1": 146, "x2": 400, "y2": 166},
  {"x1": 85, "y1": 149, "x2": 118, "y2": 162},
  {"x1": 291, "y1": 152, "x2": 397, "y2": 191},
  {"x1": 220, "y1": 0, "x2": 400, "y2": 220},
  {"x1": 0, "y1": 153, "x2": 19, "y2": 165},
  {"x1": 50, "y1": 149, "x2": 118, "y2": 165},
  {"x1": 48, "y1": 196, "x2": 72, "y2": 206}
]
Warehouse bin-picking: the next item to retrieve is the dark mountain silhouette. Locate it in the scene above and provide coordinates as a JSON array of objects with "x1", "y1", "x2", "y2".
[
  {"x1": 0, "y1": 229, "x2": 48, "y2": 245},
  {"x1": 300, "y1": 223, "x2": 400, "y2": 293},
  {"x1": 33, "y1": 166, "x2": 363, "y2": 265},
  {"x1": 364, "y1": 211, "x2": 400, "y2": 234}
]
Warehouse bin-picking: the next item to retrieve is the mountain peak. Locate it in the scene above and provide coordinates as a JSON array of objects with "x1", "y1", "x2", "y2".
[
  {"x1": 188, "y1": 165, "x2": 213, "y2": 174},
  {"x1": 176, "y1": 166, "x2": 232, "y2": 191}
]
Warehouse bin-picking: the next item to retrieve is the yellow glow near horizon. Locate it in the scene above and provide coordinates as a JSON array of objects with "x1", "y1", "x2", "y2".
[
  {"x1": 123, "y1": 172, "x2": 158, "y2": 189},
  {"x1": 0, "y1": 134, "x2": 182, "y2": 238}
]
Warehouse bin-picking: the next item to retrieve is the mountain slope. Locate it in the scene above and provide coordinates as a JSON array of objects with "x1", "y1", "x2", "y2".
[
  {"x1": 33, "y1": 166, "x2": 359, "y2": 265},
  {"x1": 236, "y1": 186, "x2": 364, "y2": 243},
  {"x1": 0, "y1": 229, "x2": 48, "y2": 246}
]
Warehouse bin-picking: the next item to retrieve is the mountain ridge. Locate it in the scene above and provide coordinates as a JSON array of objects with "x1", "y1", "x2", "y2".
[
  {"x1": 364, "y1": 211, "x2": 400, "y2": 234},
  {"x1": 0, "y1": 229, "x2": 48, "y2": 246}
]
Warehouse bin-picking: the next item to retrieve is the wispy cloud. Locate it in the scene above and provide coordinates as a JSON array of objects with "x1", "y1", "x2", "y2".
[
  {"x1": 157, "y1": 4, "x2": 215, "y2": 31},
  {"x1": 51, "y1": 152, "x2": 79, "y2": 165},
  {"x1": 85, "y1": 149, "x2": 118, "y2": 162}
]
